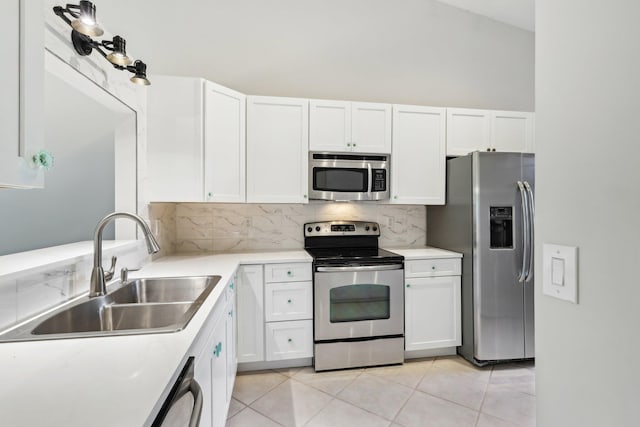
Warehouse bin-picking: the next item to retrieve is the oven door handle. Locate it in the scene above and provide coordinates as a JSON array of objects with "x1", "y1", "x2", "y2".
[{"x1": 316, "y1": 264, "x2": 403, "y2": 272}]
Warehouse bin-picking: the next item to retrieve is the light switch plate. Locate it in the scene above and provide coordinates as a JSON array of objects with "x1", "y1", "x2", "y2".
[{"x1": 543, "y1": 244, "x2": 578, "y2": 303}]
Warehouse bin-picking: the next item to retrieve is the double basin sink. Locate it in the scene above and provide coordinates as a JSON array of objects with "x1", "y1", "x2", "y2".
[{"x1": 0, "y1": 275, "x2": 221, "y2": 342}]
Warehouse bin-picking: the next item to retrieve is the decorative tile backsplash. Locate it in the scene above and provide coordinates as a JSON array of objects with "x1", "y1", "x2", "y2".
[{"x1": 149, "y1": 202, "x2": 427, "y2": 254}]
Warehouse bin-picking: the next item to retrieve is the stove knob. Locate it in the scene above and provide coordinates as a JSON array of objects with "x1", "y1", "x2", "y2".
[
  {"x1": 373, "y1": 226, "x2": 378, "y2": 232},
  {"x1": 365, "y1": 225, "x2": 370, "y2": 231},
  {"x1": 316, "y1": 226, "x2": 321, "y2": 232},
  {"x1": 307, "y1": 227, "x2": 312, "y2": 232}
]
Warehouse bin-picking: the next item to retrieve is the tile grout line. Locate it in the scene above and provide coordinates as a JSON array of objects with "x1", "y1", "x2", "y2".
[
  {"x1": 248, "y1": 376, "x2": 334, "y2": 427},
  {"x1": 232, "y1": 369, "x2": 289, "y2": 407},
  {"x1": 473, "y1": 365, "x2": 494, "y2": 427}
]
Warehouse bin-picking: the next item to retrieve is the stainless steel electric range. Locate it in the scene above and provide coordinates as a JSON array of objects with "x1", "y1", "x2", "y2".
[{"x1": 304, "y1": 220, "x2": 405, "y2": 371}]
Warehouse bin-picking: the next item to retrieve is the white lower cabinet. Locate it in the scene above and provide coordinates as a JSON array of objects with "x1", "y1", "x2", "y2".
[
  {"x1": 237, "y1": 262, "x2": 313, "y2": 365},
  {"x1": 225, "y1": 276, "x2": 237, "y2": 403},
  {"x1": 193, "y1": 277, "x2": 237, "y2": 427},
  {"x1": 405, "y1": 258, "x2": 462, "y2": 352},
  {"x1": 265, "y1": 320, "x2": 313, "y2": 361},
  {"x1": 236, "y1": 265, "x2": 264, "y2": 363},
  {"x1": 265, "y1": 281, "x2": 312, "y2": 322}
]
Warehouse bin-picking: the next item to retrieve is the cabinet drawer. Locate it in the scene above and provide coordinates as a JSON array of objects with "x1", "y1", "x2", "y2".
[
  {"x1": 265, "y1": 281, "x2": 312, "y2": 322},
  {"x1": 264, "y1": 263, "x2": 312, "y2": 283},
  {"x1": 405, "y1": 258, "x2": 461, "y2": 278},
  {"x1": 265, "y1": 320, "x2": 313, "y2": 361}
]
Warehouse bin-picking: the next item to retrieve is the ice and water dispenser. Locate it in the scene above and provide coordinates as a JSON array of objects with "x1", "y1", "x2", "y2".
[{"x1": 490, "y1": 207, "x2": 513, "y2": 249}]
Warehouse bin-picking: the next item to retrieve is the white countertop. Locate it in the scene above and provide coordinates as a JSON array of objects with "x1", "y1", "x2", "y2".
[
  {"x1": 384, "y1": 246, "x2": 463, "y2": 260},
  {"x1": 0, "y1": 250, "x2": 311, "y2": 427}
]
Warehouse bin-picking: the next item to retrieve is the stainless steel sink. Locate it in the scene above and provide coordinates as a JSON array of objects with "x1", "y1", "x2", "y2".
[
  {"x1": 0, "y1": 275, "x2": 221, "y2": 341},
  {"x1": 110, "y1": 276, "x2": 219, "y2": 304}
]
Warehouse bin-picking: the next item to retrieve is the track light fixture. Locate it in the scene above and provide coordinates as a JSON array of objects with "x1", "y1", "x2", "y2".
[{"x1": 53, "y1": 1, "x2": 150, "y2": 85}]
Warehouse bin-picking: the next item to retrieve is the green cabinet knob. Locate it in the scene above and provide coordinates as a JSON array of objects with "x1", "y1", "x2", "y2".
[
  {"x1": 230, "y1": 282, "x2": 234, "y2": 290},
  {"x1": 432, "y1": 266, "x2": 436, "y2": 270},
  {"x1": 287, "y1": 271, "x2": 292, "y2": 276},
  {"x1": 287, "y1": 299, "x2": 292, "y2": 303},
  {"x1": 406, "y1": 284, "x2": 411, "y2": 288},
  {"x1": 287, "y1": 338, "x2": 292, "y2": 343}
]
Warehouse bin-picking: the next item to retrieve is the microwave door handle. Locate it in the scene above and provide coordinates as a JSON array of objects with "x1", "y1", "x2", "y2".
[
  {"x1": 367, "y1": 164, "x2": 373, "y2": 198},
  {"x1": 517, "y1": 181, "x2": 529, "y2": 283},
  {"x1": 524, "y1": 181, "x2": 535, "y2": 282}
]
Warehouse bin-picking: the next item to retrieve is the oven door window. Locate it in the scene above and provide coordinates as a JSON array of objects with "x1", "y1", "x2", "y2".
[
  {"x1": 329, "y1": 284, "x2": 390, "y2": 322},
  {"x1": 313, "y1": 168, "x2": 368, "y2": 192}
]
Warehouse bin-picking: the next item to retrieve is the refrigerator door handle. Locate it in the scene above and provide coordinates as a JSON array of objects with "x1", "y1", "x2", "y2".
[
  {"x1": 517, "y1": 181, "x2": 530, "y2": 283},
  {"x1": 524, "y1": 181, "x2": 535, "y2": 282}
]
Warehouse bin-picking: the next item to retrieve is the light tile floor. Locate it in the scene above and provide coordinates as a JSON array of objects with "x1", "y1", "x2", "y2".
[{"x1": 226, "y1": 356, "x2": 535, "y2": 427}]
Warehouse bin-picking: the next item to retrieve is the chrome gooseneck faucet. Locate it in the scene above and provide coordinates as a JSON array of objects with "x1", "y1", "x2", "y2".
[{"x1": 90, "y1": 212, "x2": 160, "y2": 297}]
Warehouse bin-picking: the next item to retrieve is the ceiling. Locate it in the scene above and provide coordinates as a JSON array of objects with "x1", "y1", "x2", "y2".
[{"x1": 435, "y1": 0, "x2": 534, "y2": 31}]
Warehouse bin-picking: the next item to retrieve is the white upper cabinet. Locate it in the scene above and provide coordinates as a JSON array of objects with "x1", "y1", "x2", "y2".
[
  {"x1": 309, "y1": 100, "x2": 391, "y2": 153},
  {"x1": 146, "y1": 76, "x2": 246, "y2": 202},
  {"x1": 309, "y1": 100, "x2": 350, "y2": 152},
  {"x1": 0, "y1": 0, "x2": 44, "y2": 188},
  {"x1": 204, "y1": 81, "x2": 246, "y2": 203},
  {"x1": 446, "y1": 108, "x2": 492, "y2": 156},
  {"x1": 491, "y1": 110, "x2": 535, "y2": 153},
  {"x1": 446, "y1": 107, "x2": 535, "y2": 155},
  {"x1": 246, "y1": 96, "x2": 309, "y2": 203},
  {"x1": 147, "y1": 76, "x2": 205, "y2": 202},
  {"x1": 391, "y1": 105, "x2": 446, "y2": 205}
]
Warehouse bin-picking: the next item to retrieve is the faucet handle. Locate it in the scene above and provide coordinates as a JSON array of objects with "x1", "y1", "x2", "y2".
[
  {"x1": 104, "y1": 256, "x2": 117, "y2": 281},
  {"x1": 120, "y1": 266, "x2": 141, "y2": 284}
]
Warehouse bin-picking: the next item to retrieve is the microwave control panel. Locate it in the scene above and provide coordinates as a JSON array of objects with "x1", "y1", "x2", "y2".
[{"x1": 372, "y1": 169, "x2": 387, "y2": 191}]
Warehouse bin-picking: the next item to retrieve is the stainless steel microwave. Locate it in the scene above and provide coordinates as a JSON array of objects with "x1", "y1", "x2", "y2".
[{"x1": 309, "y1": 152, "x2": 390, "y2": 201}]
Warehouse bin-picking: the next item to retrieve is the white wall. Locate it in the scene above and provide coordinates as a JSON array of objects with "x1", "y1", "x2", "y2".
[
  {"x1": 100, "y1": 0, "x2": 534, "y2": 111},
  {"x1": 535, "y1": 1, "x2": 640, "y2": 425}
]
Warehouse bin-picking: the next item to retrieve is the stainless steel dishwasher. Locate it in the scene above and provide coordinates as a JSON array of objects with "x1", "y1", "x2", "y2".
[{"x1": 152, "y1": 357, "x2": 203, "y2": 427}]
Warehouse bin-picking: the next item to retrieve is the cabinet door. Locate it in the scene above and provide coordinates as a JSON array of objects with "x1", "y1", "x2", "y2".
[
  {"x1": 225, "y1": 293, "x2": 237, "y2": 402},
  {"x1": 209, "y1": 317, "x2": 227, "y2": 427},
  {"x1": 491, "y1": 111, "x2": 535, "y2": 153},
  {"x1": 194, "y1": 348, "x2": 212, "y2": 427},
  {"x1": 309, "y1": 100, "x2": 351, "y2": 152},
  {"x1": 246, "y1": 96, "x2": 309, "y2": 203},
  {"x1": 147, "y1": 76, "x2": 204, "y2": 201},
  {"x1": 204, "y1": 81, "x2": 246, "y2": 202},
  {"x1": 446, "y1": 108, "x2": 491, "y2": 156},
  {"x1": 236, "y1": 265, "x2": 264, "y2": 363},
  {"x1": 0, "y1": 0, "x2": 44, "y2": 189},
  {"x1": 351, "y1": 102, "x2": 392, "y2": 154},
  {"x1": 405, "y1": 276, "x2": 461, "y2": 351},
  {"x1": 391, "y1": 105, "x2": 446, "y2": 205}
]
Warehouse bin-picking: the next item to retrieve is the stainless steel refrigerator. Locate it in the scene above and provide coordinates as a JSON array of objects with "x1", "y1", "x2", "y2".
[{"x1": 427, "y1": 152, "x2": 535, "y2": 366}]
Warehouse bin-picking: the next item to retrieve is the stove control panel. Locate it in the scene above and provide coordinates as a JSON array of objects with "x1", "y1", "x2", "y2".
[{"x1": 304, "y1": 221, "x2": 380, "y2": 237}]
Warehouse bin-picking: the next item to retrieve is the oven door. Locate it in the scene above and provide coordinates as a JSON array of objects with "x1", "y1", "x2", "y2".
[{"x1": 314, "y1": 263, "x2": 404, "y2": 341}]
